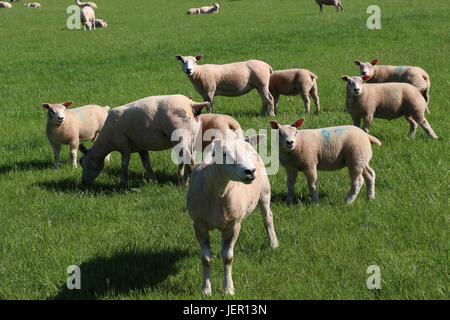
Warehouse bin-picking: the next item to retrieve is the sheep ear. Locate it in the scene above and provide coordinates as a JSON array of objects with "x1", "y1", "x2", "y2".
[
  {"x1": 353, "y1": 60, "x2": 361, "y2": 66},
  {"x1": 42, "y1": 103, "x2": 50, "y2": 109},
  {"x1": 269, "y1": 120, "x2": 279, "y2": 129},
  {"x1": 63, "y1": 101, "x2": 73, "y2": 108},
  {"x1": 245, "y1": 134, "x2": 266, "y2": 147},
  {"x1": 291, "y1": 119, "x2": 304, "y2": 128},
  {"x1": 371, "y1": 59, "x2": 378, "y2": 65},
  {"x1": 341, "y1": 75, "x2": 350, "y2": 82},
  {"x1": 195, "y1": 55, "x2": 204, "y2": 61},
  {"x1": 362, "y1": 75, "x2": 371, "y2": 81},
  {"x1": 175, "y1": 54, "x2": 183, "y2": 61}
]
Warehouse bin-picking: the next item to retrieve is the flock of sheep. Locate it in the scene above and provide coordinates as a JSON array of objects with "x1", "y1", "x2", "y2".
[
  {"x1": 5, "y1": 1, "x2": 439, "y2": 296},
  {"x1": 0, "y1": 1, "x2": 40, "y2": 8}
]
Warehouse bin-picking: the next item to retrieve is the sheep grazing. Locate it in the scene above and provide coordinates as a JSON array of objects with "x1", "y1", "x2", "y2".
[
  {"x1": 354, "y1": 59, "x2": 431, "y2": 103},
  {"x1": 80, "y1": 6, "x2": 95, "y2": 30},
  {"x1": 187, "y1": 3, "x2": 220, "y2": 15},
  {"x1": 269, "y1": 68, "x2": 320, "y2": 114},
  {"x1": 75, "y1": 0, "x2": 97, "y2": 9},
  {"x1": 195, "y1": 113, "x2": 243, "y2": 150},
  {"x1": 315, "y1": 0, "x2": 343, "y2": 13},
  {"x1": 79, "y1": 95, "x2": 210, "y2": 185},
  {"x1": 175, "y1": 54, "x2": 275, "y2": 116},
  {"x1": 187, "y1": 135, "x2": 279, "y2": 296},
  {"x1": 43, "y1": 102, "x2": 110, "y2": 169},
  {"x1": 25, "y1": 3, "x2": 41, "y2": 8},
  {"x1": 271, "y1": 119, "x2": 381, "y2": 205},
  {"x1": 0, "y1": 2, "x2": 12, "y2": 8},
  {"x1": 94, "y1": 19, "x2": 107, "y2": 28},
  {"x1": 342, "y1": 75, "x2": 438, "y2": 139}
]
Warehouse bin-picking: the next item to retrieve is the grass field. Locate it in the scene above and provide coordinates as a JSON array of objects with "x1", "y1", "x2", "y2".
[{"x1": 0, "y1": 0, "x2": 448, "y2": 300}]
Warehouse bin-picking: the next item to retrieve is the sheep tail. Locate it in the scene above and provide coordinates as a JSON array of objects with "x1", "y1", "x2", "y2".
[
  {"x1": 79, "y1": 144, "x2": 89, "y2": 154},
  {"x1": 310, "y1": 72, "x2": 318, "y2": 80},
  {"x1": 104, "y1": 106, "x2": 110, "y2": 111},
  {"x1": 368, "y1": 134, "x2": 381, "y2": 146}
]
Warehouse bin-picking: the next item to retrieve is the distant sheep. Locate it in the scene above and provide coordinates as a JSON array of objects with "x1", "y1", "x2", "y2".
[
  {"x1": 75, "y1": 0, "x2": 97, "y2": 9},
  {"x1": 271, "y1": 119, "x2": 381, "y2": 205},
  {"x1": 25, "y1": 3, "x2": 41, "y2": 8},
  {"x1": 269, "y1": 68, "x2": 320, "y2": 114},
  {"x1": 175, "y1": 54, "x2": 275, "y2": 116},
  {"x1": 315, "y1": 0, "x2": 343, "y2": 13},
  {"x1": 43, "y1": 102, "x2": 110, "y2": 169},
  {"x1": 354, "y1": 59, "x2": 431, "y2": 103},
  {"x1": 0, "y1": 2, "x2": 12, "y2": 8},
  {"x1": 342, "y1": 75, "x2": 438, "y2": 139},
  {"x1": 187, "y1": 3, "x2": 219, "y2": 15},
  {"x1": 80, "y1": 6, "x2": 95, "y2": 30}
]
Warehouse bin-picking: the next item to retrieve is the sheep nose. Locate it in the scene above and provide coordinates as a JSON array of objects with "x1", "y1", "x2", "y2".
[
  {"x1": 286, "y1": 141, "x2": 294, "y2": 148},
  {"x1": 58, "y1": 117, "x2": 64, "y2": 121},
  {"x1": 245, "y1": 168, "x2": 256, "y2": 175},
  {"x1": 186, "y1": 68, "x2": 192, "y2": 73}
]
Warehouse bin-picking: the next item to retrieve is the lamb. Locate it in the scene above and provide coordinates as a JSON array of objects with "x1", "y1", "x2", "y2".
[
  {"x1": 269, "y1": 68, "x2": 320, "y2": 114},
  {"x1": 43, "y1": 102, "x2": 110, "y2": 169},
  {"x1": 75, "y1": 0, "x2": 97, "y2": 9},
  {"x1": 0, "y1": 2, "x2": 12, "y2": 8},
  {"x1": 79, "y1": 95, "x2": 210, "y2": 185},
  {"x1": 315, "y1": 0, "x2": 343, "y2": 13},
  {"x1": 80, "y1": 6, "x2": 95, "y2": 30},
  {"x1": 175, "y1": 54, "x2": 275, "y2": 116},
  {"x1": 342, "y1": 75, "x2": 438, "y2": 139},
  {"x1": 94, "y1": 19, "x2": 107, "y2": 28},
  {"x1": 187, "y1": 135, "x2": 278, "y2": 296},
  {"x1": 195, "y1": 113, "x2": 243, "y2": 151},
  {"x1": 25, "y1": 3, "x2": 41, "y2": 7},
  {"x1": 187, "y1": 3, "x2": 219, "y2": 15},
  {"x1": 354, "y1": 59, "x2": 431, "y2": 103},
  {"x1": 271, "y1": 119, "x2": 381, "y2": 205}
]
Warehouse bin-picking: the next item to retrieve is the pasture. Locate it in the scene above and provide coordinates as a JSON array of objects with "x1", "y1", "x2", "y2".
[{"x1": 0, "y1": 0, "x2": 448, "y2": 299}]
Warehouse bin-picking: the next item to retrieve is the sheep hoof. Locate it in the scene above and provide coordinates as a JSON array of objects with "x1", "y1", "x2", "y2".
[
  {"x1": 224, "y1": 287, "x2": 235, "y2": 296},
  {"x1": 270, "y1": 240, "x2": 279, "y2": 249},
  {"x1": 202, "y1": 287, "x2": 212, "y2": 296}
]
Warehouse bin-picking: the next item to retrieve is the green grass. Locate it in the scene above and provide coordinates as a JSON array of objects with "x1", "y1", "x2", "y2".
[{"x1": 0, "y1": 0, "x2": 449, "y2": 300}]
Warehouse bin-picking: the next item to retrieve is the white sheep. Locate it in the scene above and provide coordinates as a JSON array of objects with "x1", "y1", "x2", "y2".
[
  {"x1": 94, "y1": 18, "x2": 107, "y2": 28},
  {"x1": 175, "y1": 54, "x2": 275, "y2": 116},
  {"x1": 79, "y1": 95, "x2": 210, "y2": 185},
  {"x1": 0, "y1": 2, "x2": 12, "y2": 8},
  {"x1": 269, "y1": 68, "x2": 320, "y2": 114},
  {"x1": 187, "y1": 134, "x2": 278, "y2": 296},
  {"x1": 315, "y1": 0, "x2": 343, "y2": 13},
  {"x1": 271, "y1": 119, "x2": 381, "y2": 205},
  {"x1": 354, "y1": 59, "x2": 431, "y2": 103},
  {"x1": 195, "y1": 113, "x2": 243, "y2": 150},
  {"x1": 187, "y1": 3, "x2": 220, "y2": 15},
  {"x1": 75, "y1": 0, "x2": 97, "y2": 9},
  {"x1": 80, "y1": 6, "x2": 95, "y2": 30},
  {"x1": 25, "y1": 3, "x2": 41, "y2": 8},
  {"x1": 342, "y1": 75, "x2": 438, "y2": 139},
  {"x1": 43, "y1": 101, "x2": 110, "y2": 169}
]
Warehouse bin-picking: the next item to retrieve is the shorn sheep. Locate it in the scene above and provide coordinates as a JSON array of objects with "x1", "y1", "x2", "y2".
[
  {"x1": 187, "y1": 135, "x2": 278, "y2": 295},
  {"x1": 43, "y1": 102, "x2": 110, "y2": 169},
  {"x1": 175, "y1": 54, "x2": 275, "y2": 116},
  {"x1": 315, "y1": 0, "x2": 343, "y2": 13},
  {"x1": 354, "y1": 59, "x2": 431, "y2": 103},
  {"x1": 342, "y1": 75, "x2": 438, "y2": 139},
  {"x1": 187, "y1": 3, "x2": 219, "y2": 15},
  {"x1": 25, "y1": 3, "x2": 41, "y2": 8},
  {"x1": 269, "y1": 68, "x2": 320, "y2": 114},
  {"x1": 270, "y1": 119, "x2": 381, "y2": 205},
  {"x1": 80, "y1": 6, "x2": 95, "y2": 30},
  {"x1": 79, "y1": 95, "x2": 210, "y2": 185},
  {"x1": 0, "y1": 2, "x2": 12, "y2": 8},
  {"x1": 75, "y1": 0, "x2": 97, "y2": 9}
]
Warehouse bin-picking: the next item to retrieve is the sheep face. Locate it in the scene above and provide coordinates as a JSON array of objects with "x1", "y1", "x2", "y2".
[
  {"x1": 42, "y1": 102, "x2": 73, "y2": 125},
  {"x1": 354, "y1": 59, "x2": 378, "y2": 78},
  {"x1": 341, "y1": 75, "x2": 370, "y2": 96},
  {"x1": 270, "y1": 119, "x2": 304, "y2": 151},
  {"x1": 80, "y1": 153, "x2": 104, "y2": 185},
  {"x1": 214, "y1": 3, "x2": 219, "y2": 9},
  {"x1": 175, "y1": 54, "x2": 203, "y2": 76}
]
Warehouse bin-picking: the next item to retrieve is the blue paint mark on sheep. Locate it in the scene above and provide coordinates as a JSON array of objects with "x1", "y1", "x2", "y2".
[
  {"x1": 321, "y1": 128, "x2": 344, "y2": 146},
  {"x1": 73, "y1": 109, "x2": 84, "y2": 121}
]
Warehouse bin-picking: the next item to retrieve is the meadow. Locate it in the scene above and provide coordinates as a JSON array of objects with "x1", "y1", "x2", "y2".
[{"x1": 0, "y1": 0, "x2": 448, "y2": 299}]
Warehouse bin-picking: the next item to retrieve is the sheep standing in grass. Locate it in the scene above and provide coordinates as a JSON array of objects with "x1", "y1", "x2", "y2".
[
  {"x1": 315, "y1": 0, "x2": 343, "y2": 13},
  {"x1": 25, "y1": 3, "x2": 41, "y2": 7},
  {"x1": 342, "y1": 75, "x2": 438, "y2": 139},
  {"x1": 79, "y1": 95, "x2": 210, "y2": 185},
  {"x1": 354, "y1": 59, "x2": 431, "y2": 103},
  {"x1": 187, "y1": 135, "x2": 278, "y2": 296},
  {"x1": 271, "y1": 119, "x2": 381, "y2": 205},
  {"x1": 195, "y1": 113, "x2": 243, "y2": 150},
  {"x1": 0, "y1": 2, "x2": 12, "y2": 8},
  {"x1": 269, "y1": 68, "x2": 320, "y2": 114},
  {"x1": 80, "y1": 6, "x2": 95, "y2": 30},
  {"x1": 43, "y1": 102, "x2": 110, "y2": 169},
  {"x1": 187, "y1": 3, "x2": 219, "y2": 15},
  {"x1": 175, "y1": 54, "x2": 275, "y2": 116},
  {"x1": 75, "y1": 0, "x2": 97, "y2": 9}
]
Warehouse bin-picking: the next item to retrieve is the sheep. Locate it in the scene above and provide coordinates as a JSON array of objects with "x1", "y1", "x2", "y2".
[
  {"x1": 75, "y1": 0, "x2": 97, "y2": 9},
  {"x1": 342, "y1": 75, "x2": 438, "y2": 139},
  {"x1": 315, "y1": 0, "x2": 343, "y2": 13},
  {"x1": 175, "y1": 54, "x2": 275, "y2": 116},
  {"x1": 195, "y1": 113, "x2": 243, "y2": 151},
  {"x1": 354, "y1": 59, "x2": 431, "y2": 103},
  {"x1": 25, "y1": 3, "x2": 41, "y2": 7},
  {"x1": 80, "y1": 6, "x2": 95, "y2": 30},
  {"x1": 271, "y1": 119, "x2": 381, "y2": 205},
  {"x1": 187, "y1": 134, "x2": 279, "y2": 296},
  {"x1": 187, "y1": 3, "x2": 220, "y2": 15},
  {"x1": 94, "y1": 18, "x2": 107, "y2": 28},
  {"x1": 43, "y1": 102, "x2": 110, "y2": 170},
  {"x1": 0, "y1": 2, "x2": 12, "y2": 8},
  {"x1": 79, "y1": 95, "x2": 211, "y2": 185},
  {"x1": 269, "y1": 68, "x2": 320, "y2": 114}
]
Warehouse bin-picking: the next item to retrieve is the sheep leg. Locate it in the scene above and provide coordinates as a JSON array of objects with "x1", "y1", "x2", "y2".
[
  {"x1": 221, "y1": 223, "x2": 241, "y2": 296},
  {"x1": 51, "y1": 143, "x2": 61, "y2": 170},
  {"x1": 351, "y1": 115, "x2": 361, "y2": 128},
  {"x1": 310, "y1": 82, "x2": 320, "y2": 113},
  {"x1": 319, "y1": 4, "x2": 323, "y2": 13},
  {"x1": 194, "y1": 223, "x2": 212, "y2": 296},
  {"x1": 258, "y1": 190, "x2": 279, "y2": 248},
  {"x1": 69, "y1": 141, "x2": 79, "y2": 169},
  {"x1": 286, "y1": 168, "x2": 298, "y2": 205},
  {"x1": 405, "y1": 115, "x2": 418, "y2": 137},
  {"x1": 257, "y1": 87, "x2": 275, "y2": 116},
  {"x1": 415, "y1": 117, "x2": 438, "y2": 139},
  {"x1": 138, "y1": 151, "x2": 158, "y2": 184},
  {"x1": 346, "y1": 167, "x2": 364, "y2": 204},
  {"x1": 120, "y1": 152, "x2": 131, "y2": 185},
  {"x1": 304, "y1": 167, "x2": 319, "y2": 206},
  {"x1": 300, "y1": 92, "x2": 311, "y2": 114},
  {"x1": 204, "y1": 93, "x2": 214, "y2": 113},
  {"x1": 272, "y1": 92, "x2": 280, "y2": 115},
  {"x1": 361, "y1": 114, "x2": 373, "y2": 133},
  {"x1": 362, "y1": 165, "x2": 376, "y2": 201}
]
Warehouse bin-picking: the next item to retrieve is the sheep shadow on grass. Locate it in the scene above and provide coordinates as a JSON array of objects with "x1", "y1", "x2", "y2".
[
  {"x1": 271, "y1": 190, "x2": 328, "y2": 206},
  {"x1": 0, "y1": 159, "x2": 52, "y2": 175},
  {"x1": 51, "y1": 248, "x2": 189, "y2": 299}
]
